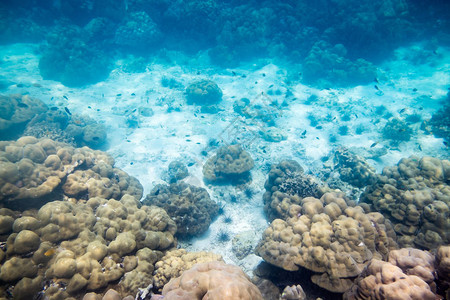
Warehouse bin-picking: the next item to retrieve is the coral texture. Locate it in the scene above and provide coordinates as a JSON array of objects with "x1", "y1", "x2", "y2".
[
  {"x1": 203, "y1": 144, "x2": 254, "y2": 184},
  {"x1": 153, "y1": 249, "x2": 223, "y2": 291},
  {"x1": 361, "y1": 156, "x2": 450, "y2": 250},
  {"x1": 256, "y1": 192, "x2": 397, "y2": 293},
  {"x1": 159, "y1": 261, "x2": 263, "y2": 300},
  {"x1": 186, "y1": 79, "x2": 223, "y2": 105},
  {"x1": 0, "y1": 136, "x2": 142, "y2": 209},
  {"x1": 143, "y1": 182, "x2": 219, "y2": 236}
]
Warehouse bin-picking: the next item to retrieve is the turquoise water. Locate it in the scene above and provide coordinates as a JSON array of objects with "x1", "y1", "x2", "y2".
[{"x1": 0, "y1": 1, "x2": 449, "y2": 299}]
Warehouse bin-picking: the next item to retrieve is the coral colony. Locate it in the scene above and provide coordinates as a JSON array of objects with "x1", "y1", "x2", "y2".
[{"x1": 0, "y1": 0, "x2": 449, "y2": 299}]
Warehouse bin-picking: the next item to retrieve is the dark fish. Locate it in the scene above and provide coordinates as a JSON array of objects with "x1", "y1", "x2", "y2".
[
  {"x1": 194, "y1": 113, "x2": 197, "y2": 117},
  {"x1": 130, "y1": 162, "x2": 134, "y2": 165},
  {"x1": 315, "y1": 137, "x2": 319, "y2": 140},
  {"x1": 374, "y1": 78, "x2": 379, "y2": 83},
  {"x1": 51, "y1": 97, "x2": 54, "y2": 100},
  {"x1": 262, "y1": 73, "x2": 266, "y2": 77},
  {"x1": 64, "y1": 107, "x2": 72, "y2": 115},
  {"x1": 117, "y1": 93, "x2": 122, "y2": 97},
  {"x1": 316, "y1": 125, "x2": 323, "y2": 129},
  {"x1": 132, "y1": 109, "x2": 137, "y2": 113},
  {"x1": 241, "y1": 74, "x2": 247, "y2": 78},
  {"x1": 412, "y1": 88, "x2": 417, "y2": 92},
  {"x1": 154, "y1": 189, "x2": 160, "y2": 196},
  {"x1": 232, "y1": 71, "x2": 236, "y2": 76},
  {"x1": 50, "y1": 107, "x2": 58, "y2": 111},
  {"x1": 354, "y1": 114, "x2": 358, "y2": 118},
  {"x1": 197, "y1": 71, "x2": 200, "y2": 75},
  {"x1": 63, "y1": 95, "x2": 68, "y2": 100},
  {"x1": 102, "y1": 93, "x2": 104, "y2": 97},
  {"x1": 399, "y1": 108, "x2": 406, "y2": 114},
  {"x1": 370, "y1": 142, "x2": 378, "y2": 148},
  {"x1": 301, "y1": 130, "x2": 307, "y2": 135},
  {"x1": 97, "y1": 109, "x2": 100, "y2": 111},
  {"x1": 418, "y1": 144, "x2": 422, "y2": 151},
  {"x1": 444, "y1": 141, "x2": 448, "y2": 147},
  {"x1": 255, "y1": 81, "x2": 258, "y2": 84},
  {"x1": 186, "y1": 139, "x2": 191, "y2": 142},
  {"x1": 17, "y1": 103, "x2": 29, "y2": 108},
  {"x1": 269, "y1": 84, "x2": 274, "y2": 88},
  {"x1": 131, "y1": 93, "x2": 136, "y2": 96},
  {"x1": 88, "y1": 106, "x2": 91, "y2": 108},
  {"x1": 374, "y1": 85, "x2": 379, "y2": 91}
]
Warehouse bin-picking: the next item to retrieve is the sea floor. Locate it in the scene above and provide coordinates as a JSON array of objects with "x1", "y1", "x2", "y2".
[{"x1": 0, "y1": 42, "x2": 449, "y2": 273}]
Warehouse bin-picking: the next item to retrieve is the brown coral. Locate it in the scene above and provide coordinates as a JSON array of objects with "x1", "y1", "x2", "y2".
[
  {"x1": 0, "y1": 136, "x2": 142, "y2": 210},
  {"x1": 203, "y1": 144, "x2": 254, "y2": 184},
  {"x1": 262, "y1": 160, "x2": 328, "y2": 220},
  {"x1": 361, "y1": 156, "x2": 450, "y2": 250},
  {"x1": 153, "y1": 249, "x2": 223, "y2": 291},
  {"x1": 160, "y1": 261, "x2": 263, "y2": 300},
  {"x1": 343, "y1": 259, "x2": 436, "y2": 300},
  {"x1": 256, "y1": 192, "x2": 397, "y2": 293},
  {"x1": 143, "y1": 182, "x2": 219, "y2": 236},
  {"x1": 186, "y1": 79, "x2": 223, "y2": 105}
]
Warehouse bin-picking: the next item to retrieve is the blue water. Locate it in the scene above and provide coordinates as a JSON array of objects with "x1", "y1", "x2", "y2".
[{"x1": 0, "y1": 0, "x2": 449, "y2": 299}]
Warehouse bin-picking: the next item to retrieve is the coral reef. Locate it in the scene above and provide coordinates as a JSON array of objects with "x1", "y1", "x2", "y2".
[
  {"x1": 39, "y1": 23, "x2": 111, "y2": 87},
  {"x1": 0, "y1": 193, "x2": 177, "y2": 298},
  {"x1": 361, "y1": 156, "x2": 450, "y2": 250},
  {"x1": 203, "y1": 144, "x2": 254, "y2": 184},
  {"x1": 165, "y1": 160, "x2": 189, "y2": 183},
  {"x1": 152, "y1": 249, "x2": 223, "y2": 291},
  {"x1": 430, "y1": 94, "x2": 450, "y2": 144},
  {"x1": 142, "y1": 182, "x2": 219, "y2": 236},
  {"x1": 302, "y1": 41, "x2": 376, "y2": 87},
  {"x1": 114, "y1": 11, "x2": 162, "y2": 51},
  {"x1": 331, "y1": 147, "x2": 377, "y2": 188},
  {"x1": 156, "y1": 261, "x2": 263, "y2": 300},
  {"x1": 24, "y1": 108, "x2": 107, "y2": 149},
  {"x1": 0, "y1": 136, "x2": 142, "y2": 210},
  {"x1": 262, "y1": 160, "x2": 328, "y2": 220},
  {"x1": 343, "y1": 254, "x2": 437, "y2": 300},
  {"x1": 0, "y1": 94, "x2": 48, "y2": 140},
  {"x1": 233, "y1": 97, "x2": 281, "y2": 127},
  {"x1": 256, "y1": 192, "x2": 398, "y2": 293},
  {"x1": 382, "y1": 118, "x2": 413, "y2": 142},
  {"x1": 185, "y1": 79, "x2": 223, "y2": 105}
]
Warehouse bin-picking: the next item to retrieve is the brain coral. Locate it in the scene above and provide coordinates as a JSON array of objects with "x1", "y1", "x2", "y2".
[
  {"x1": 143, "y1": 182, "x2": 219, "y2": 236},
  {"x1": 343, "y1": 259, "x2": 436, "y2": 300},
  {"x1": 0, "y1": 94, "x2": 48, "y2": 140},
  {"x1": 158, "y1": 261, "x2": 263, "y2": 300},
  {"x1": 0, "y1": 136, "x2": 142, "y2": 209},
  {"x1": 203, "y1": 144, "x2": 254, "y2": 184},
  {"x1": 361, "y1": 156, "x2": 450, "y2": 250},
  {"x1": 0, "y1": 194, "x2": 177, "y2": 299},
  {"x1": 185, "y1": 79, "x2": 223, "y2": 105},
  {"x1": 256, "y1": 192, "x2": 397, "y2": 293},
  {"x1": 262, "y1": 160, "x2": 328, "y2": 220}
]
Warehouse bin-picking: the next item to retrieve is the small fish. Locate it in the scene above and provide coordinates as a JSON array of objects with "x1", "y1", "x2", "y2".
[
  {"x1": 418, "y1": 144, "x2": 422, "y2": 151},
  {"x1": 255, "y1": 81, "x2": 258, "y2": 84},
  {"x1": 132, "y1": 108, "x2": 137, "y2": 113},
  {"x1": 444, "y1": 141, "x2": 448, "y2": 147},
  {"x1": 64, "y1": 107, "x2": 72, "y2": 115},
  {"x1": 315, "y1": 137, "x2": 319, "y2": 140},
  {"x1": 44, "y1": 248, "x2": 57, "y2": 257},
  {"x1": 154, "y1": 189, "x2": 160, "y2": 196},
  {"x1": 262, "y1": 73, "x2": 266, "y2": 77},
  {"x1": 197, "y1": 71, "x2": 200, "y2": 75},
  {"x1": 374, "y1": 85, "x2": 380, "y2": 91},
  {"x1": 412, "y1": 88, "x2": 417, "y2": 92},
  {"x1": 194, "y1": 113, "x2": 197, "y2": 117},
  {"x1": 399, "y1": 108, "x2": 406, "y2": 114},
  {"x1": 50, "y1": 97, "x2": 54, "y2": 101},
  {"x1": 63, "y1": 95, "x2": 68, "y2": 100},
  {"x1": 88, "y1": 106, "x2": 91, "y2": 109},
  {"x1": 269, "y1": 84, "x2": 274, "y2": 88},
  {"x1": 102, "y1": 93, "x2": 104, "y2": 97},
  {"x1": 370, "y1": 142, "x2": 378, "y2": 148},
  {"x1": 354, "y1": 114, "x2": 358, "y2": 119},
  {"x1": 117, "y1": 93, "x2": 122, "y2": 97},
  {"x1": 232, "y1": 71, "x2": 236, "y2": 76},
  {"x1": 374, "y1": 78, "x2": 379, "y2": 83},
  {"x1": 130, "y1": 162, "x2": 134, "y2": 165},
  {"x1": 131, "y1": 93, "x2": 136, "y2": 96},
  {"x1": 301, "y1": 130, "x2": 307, "y2": 135}
]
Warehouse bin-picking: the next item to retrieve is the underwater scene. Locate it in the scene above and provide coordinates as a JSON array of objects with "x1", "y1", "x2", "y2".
[{"x1": 0, "y1": 0, "x2": 450, "y2": 299}]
